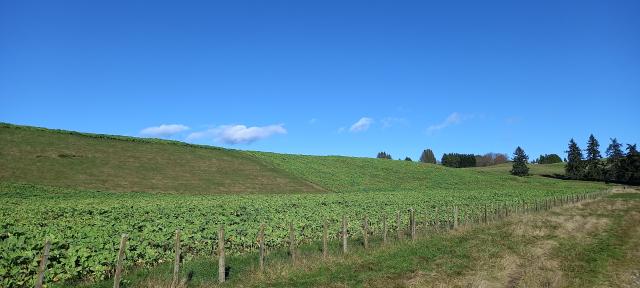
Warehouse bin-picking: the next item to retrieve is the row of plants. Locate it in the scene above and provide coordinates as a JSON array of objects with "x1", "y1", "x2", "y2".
[{"x1": 0, "y1": 181, "x2": 606, "y2": 287}]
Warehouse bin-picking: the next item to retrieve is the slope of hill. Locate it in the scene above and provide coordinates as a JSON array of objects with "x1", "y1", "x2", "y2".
[
  {"x1": 1, "y1": 123, "x2": 603, "y2": 196},
  {"x1": 0, "y1": 123, "x2": 612, "y2": 287},
  {"x1": 471, "y1": 162, "x2": 566, "y2": 176},
  {"x1": 249, "y1": 152, "x2": 603, "y2": 194},
  {"x1": 0, "y1": 123, "x2": 323, "y2": 194}
]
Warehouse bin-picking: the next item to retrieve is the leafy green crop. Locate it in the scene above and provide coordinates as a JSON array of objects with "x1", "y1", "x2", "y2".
[{"x1": 0, "y1": 181, "x2": 606, "y2": 287}]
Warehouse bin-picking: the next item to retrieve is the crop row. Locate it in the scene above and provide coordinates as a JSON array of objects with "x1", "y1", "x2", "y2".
[{"x1": 0, "y1": 182, "x2": 604, "y2": 287}]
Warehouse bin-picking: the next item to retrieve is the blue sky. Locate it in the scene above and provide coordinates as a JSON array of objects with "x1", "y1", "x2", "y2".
[{"x1": 1, "y1": 0, "x2": 639, "y2": 161}]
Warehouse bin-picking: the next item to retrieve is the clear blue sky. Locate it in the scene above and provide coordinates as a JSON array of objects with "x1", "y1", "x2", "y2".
[{"x1": 2, "y1": 0, "x2": 639, "y2": 160}]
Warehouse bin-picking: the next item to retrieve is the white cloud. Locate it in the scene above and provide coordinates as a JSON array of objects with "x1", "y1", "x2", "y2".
[
  {"x1": 186, "y1": 124, "x2": 287, "y2": 144},
  {"x1": 427, "y1": 112, "x2": 471, "y2": 134},
  {"x1": 349, "y1": 117, "x2": 374, "y2": 132},
  {"x1": 140, "y1": 124, "x2": 189, "y2": 138}
]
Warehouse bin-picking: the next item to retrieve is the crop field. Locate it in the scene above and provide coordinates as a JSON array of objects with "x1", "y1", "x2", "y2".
[
  {"x1": 0, "y1": 180, "x2": 607, "y2": 287},
  {"x1": 0, "y1": 125, "x2": 611, "y2": 287}
]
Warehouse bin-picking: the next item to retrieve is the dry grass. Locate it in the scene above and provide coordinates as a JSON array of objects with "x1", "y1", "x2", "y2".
[{"x1": 401, "y1": 187, "x2": 640, "y2": 288}]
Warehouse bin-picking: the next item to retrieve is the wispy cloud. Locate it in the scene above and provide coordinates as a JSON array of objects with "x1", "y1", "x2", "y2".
[
  {"x1": 381, "y1": 117, "x2": 408, "y2": 129},
  {"x1": 427, "y1": 112, "x2": 471, "y2": 134},
  {"x1": 140, "y1": 124, "x2": 189, "y2": 138},
  {"x1": 349, "y1": 117, "x2": 374, "y2": 132},
  {"x1": 187, "y1": 124, "x2": 286, "y2": 144},
  {"x1": 309, "y1": 118, "x2": 318, "y2": 124}
]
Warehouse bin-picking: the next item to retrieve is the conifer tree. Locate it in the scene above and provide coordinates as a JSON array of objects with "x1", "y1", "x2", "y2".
[
  {"x1": 622, "y1": 144, "x2": 640, "y2": 184},
  {"x1": 376, "y1": 152, "x2": 392, "y2": 159},
  {"x1": 605, "y1": 138, "x2": 624, "y2": 182},
  {"x1": 419, "y1": 149, "x2": 437, "y2": 164},
  {"x1": 405, "y1": 157, "x2": 412, "y2": 161},
  {"x1": 584, "y1": 134, "x2": 603, "y2": 180},
  {"x1": 565, "y1": 139, "x2": 584, "y2": 179},
  {"x1": 510, "y1": 146, "x2": 529, "y2": 176}
]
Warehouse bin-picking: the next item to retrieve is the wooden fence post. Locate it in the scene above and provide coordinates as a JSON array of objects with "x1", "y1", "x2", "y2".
[
  {"x1": 35, "y1": 239, "x2": 51, "y2": 288},
  {"x1": 410, "y1": 209, "x2": 416, "y2": 241},
  {"x1": 258, "y1": 223, "x2": 265, "y2": 271},
  {"x1": 342, "y1": 215, "x2": 348, "y2": 254},
  {"x1": 289, "y1": 222, "x2": 296, "y2": 264},
  {"x1": 396, "y1": 211, "x2": 403, "y2": 240},
  {"x1": 434, "y1": 207, "x2": 439, "y2": 231},
  {"x1": 453, "y1": 206, "x2": 459, "y2": 229},
  {"x1": 113, "y1": 234, "x2": 128, "y2": 288},
  {"x1": 424, "y1": 211, "x2": 429, "y2": 231},
  {"x1": 363, "y1": 215, "x2": 369, "y2": 249},
  {"x1": 218, "y1": 225, "x2": 225, "y2": 283},
  {"x1": 483, "y1": 204, "x2": 487, "y2": 224},
  {"x1": 322, "y1": 220, "x2": 328, "y2": 259},
  {"x1": 383, "y1": 214, "x2": 388, "y2": 244},
  {"x1": 171, "y1": 230, "x2": 181, "y2": 288}
]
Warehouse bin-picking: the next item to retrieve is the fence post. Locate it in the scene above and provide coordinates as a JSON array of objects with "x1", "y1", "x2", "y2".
[
  {"x1": 113, "y1": 234, "x2": 128, "y2": 288},
  {"x1": 289, "y1": 222, "x2": 296, "y2": 264},
  {"x1": 35, "y1": 239, "x2": 51, "y2": 288},
  {"x1": 322, "y1": 220, "x2": 328, "y2": 259},
  {"x1": 342, "y1": 215, "x2": 348, "y2": 254},
  {"x1": 483, "y1": 204, "x2": 487, "y2": 224},
  {"x1": 363, "y1": 215, "x2": 369, "y2": 249},
  {"x1": 424, "y1": 211, "x2": 430, "y2": 231},
  {"x1": 454, "y1": 206, "x2": 459, "y2": 229},
  {"x1": 171, "y1": 230, "x2": 181, "y2": 288},
  {"x1": 383, "y1": 214, "x2": 388, "y2": 244},
  {"x1": 258, "y1": 223, "x2": 265, "y2": 271},
  {"x1": 410, "y1": 209, "x2": 416, "y2": 241},
  {"x1": 396, "y1": 211, "x2": 403, "y2": 240},
  {"x1": 218, "y1": 225, "x2": 225, "y2": 283},
  {"x1": 434, "y1": 207, "x2": 439, "y2": 231}
]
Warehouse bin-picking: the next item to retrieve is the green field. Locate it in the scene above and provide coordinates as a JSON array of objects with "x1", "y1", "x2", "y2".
[
  {"x1": 0, "y1": 124, "x2": 610, "y2": 287},
  {"x1": 0, "y1": 123, "x2": 322, "y2": 194}
]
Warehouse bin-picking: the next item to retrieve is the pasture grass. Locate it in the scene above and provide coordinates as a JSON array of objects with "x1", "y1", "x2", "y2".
[{"x1": 0, "y1": 123, "x2": 322, "y2": 194}]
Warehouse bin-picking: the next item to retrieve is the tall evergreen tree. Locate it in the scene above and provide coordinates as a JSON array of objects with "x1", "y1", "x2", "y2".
[
  {"x1": 565, "y1": 139, "x2": 584, "y2": 179},
  {"x1": 605, "y1": 138, "x2": 624, "y2": 182},
  {"x1": 419, "y1": 149, "x2": 437, "y2": 164},
  {"x1": 584, "y1": 134, "x2": 603, "y2": 180},
  {"x1": 510, "y1": 146, "x2": 529, "y2": 176},
  {"x1": 622, "y1": 144, "x2": 640, "y2": 184}
]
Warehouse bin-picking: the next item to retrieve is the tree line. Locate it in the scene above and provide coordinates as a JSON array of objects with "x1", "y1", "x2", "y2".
[
  {"x1": 378, "y1": 149, "x2": 508, "y2": 168},
  {"x1": 532, "y1": 154, "x2": 562, "y2": 164},
  {"x1": 375, "y1": 135, "x2": 639, "y2": 184},
  {"x1": 566, "y1": 135, "x2": 639, "y2": 184}
]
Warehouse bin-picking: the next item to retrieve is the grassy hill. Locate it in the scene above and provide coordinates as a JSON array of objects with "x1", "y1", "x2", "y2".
[
  {"x1": 0, "y1": 124, "x2": 593, "y2": 194},
  {"x1": 0, "y1": 123, "x2": 614, "y2": 287},
  {"x1": 471, "y1": 162, "x2": 566, "y2": 176},
  {"x1": 1, "y1": 122, "x2": 600, "y2": 195},
  {"x1": 249, "y1": 152, "x2": 601, "y2": 195},
  {"x1": 0, "y1": 123, "x2": 323, "y2": 194}
]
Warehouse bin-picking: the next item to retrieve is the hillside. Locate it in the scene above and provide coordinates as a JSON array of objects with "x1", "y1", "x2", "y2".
[
  {"x1": 0, "y1": 123, "x2": 613, "y2": 287},
  {"x1": 471, "y1": 162, "x2": 566, "y2": 176},
  {"x1": 249, "y1": 152, "x2": 602, "y2": 195},
  {"x1": 0, "y1": 123, "x2": 323, "y2": 194},
  {"x1": 1, "y1": 123, "x2": 603, "y2": 195}
]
